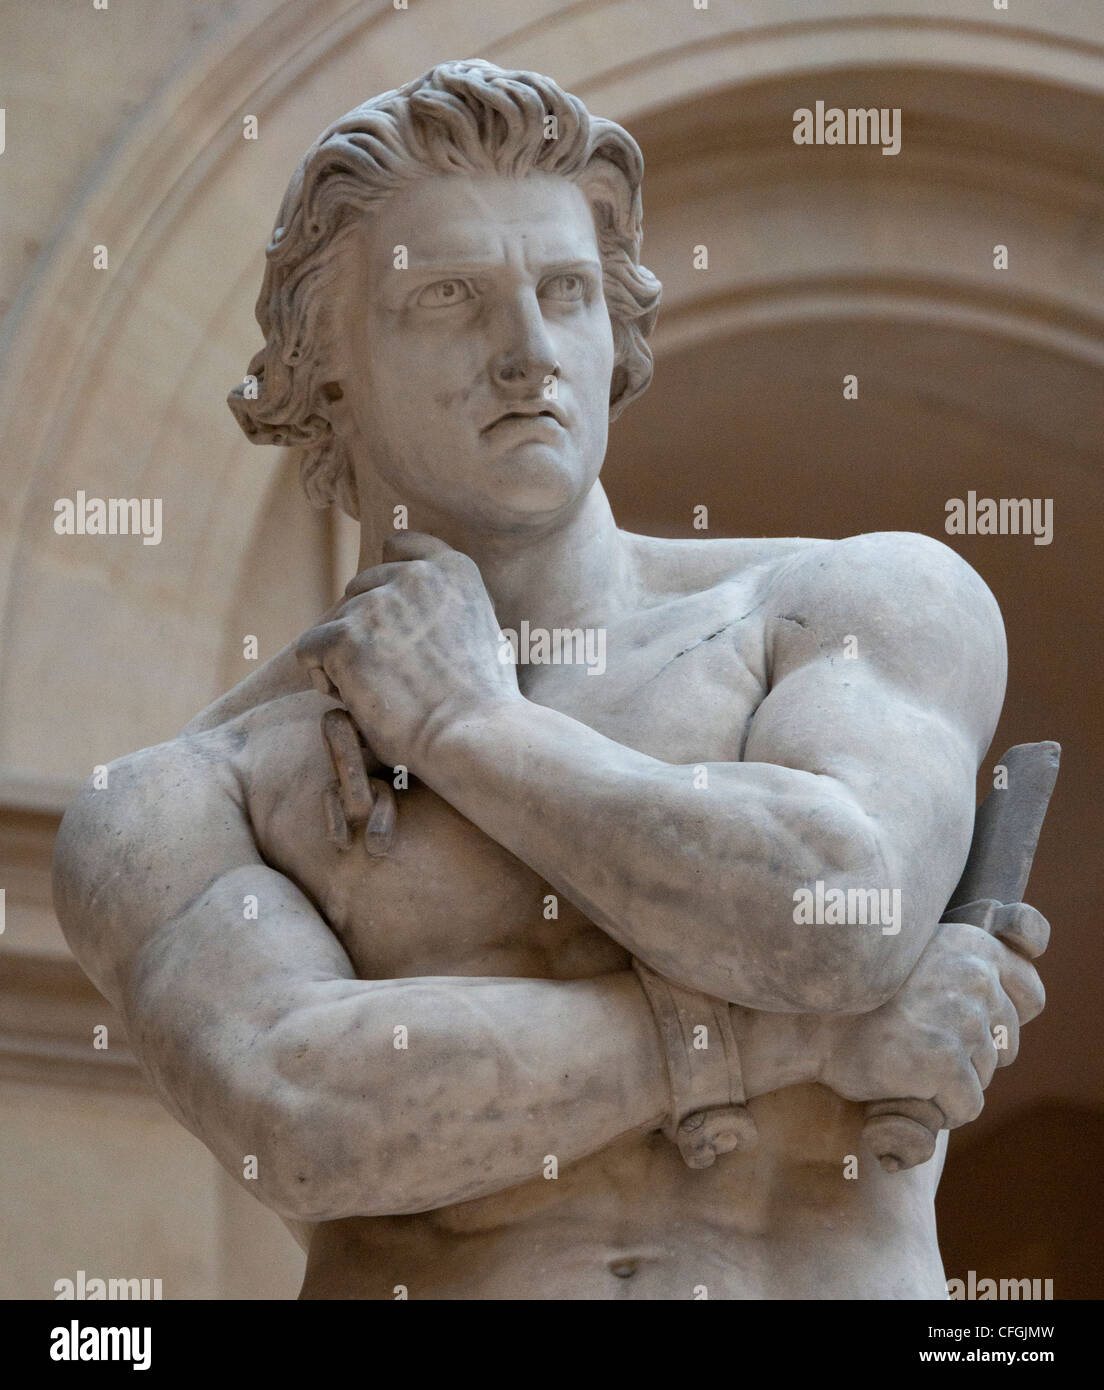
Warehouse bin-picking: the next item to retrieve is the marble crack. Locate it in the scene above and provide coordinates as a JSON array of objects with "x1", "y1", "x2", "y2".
[{"x1": 646, "y1": 602, "x2": 765, "y2": 686}]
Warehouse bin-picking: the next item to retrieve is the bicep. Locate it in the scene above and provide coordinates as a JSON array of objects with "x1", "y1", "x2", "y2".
[
  {"x1": 745, "y1": 656, "x2": 977, "y2": 922},
  {"x1": 744, "y1": 533, "x2": 1006, "y2": 949},
  {"x1": 52, "y1": 737, "x2": 365, "y2": 1195},
  {"x1": 52, "y1": 733, "x2": 353, "y2": 1010}
]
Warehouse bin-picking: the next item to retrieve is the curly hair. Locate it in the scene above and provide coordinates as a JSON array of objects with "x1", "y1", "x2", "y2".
[{"x1": 228, "y1": 59, "x2": 662, "y2": 518}]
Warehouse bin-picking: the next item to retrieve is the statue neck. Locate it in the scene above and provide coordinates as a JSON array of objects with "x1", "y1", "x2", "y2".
[{"x1": 358, "y1": 482, "x2": 633, "y2": 634}]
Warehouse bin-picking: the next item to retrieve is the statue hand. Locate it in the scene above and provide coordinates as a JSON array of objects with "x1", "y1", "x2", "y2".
[
  {"x1": 294, "y1": 531, "x2": 522, "y2": 770},
  {"x1": 818, "y1": 912, "x2": 1046, "y2": 1131}
]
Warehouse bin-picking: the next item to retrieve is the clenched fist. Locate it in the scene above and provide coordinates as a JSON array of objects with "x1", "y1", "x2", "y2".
[
  {"x1": 295, "y1": 532, "x2": 522, "y2": 770},
  {"x1": 818, "y1": 906, "x2": 1047, "y2": 1131}
]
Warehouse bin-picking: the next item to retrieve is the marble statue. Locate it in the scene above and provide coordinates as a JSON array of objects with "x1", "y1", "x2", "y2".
[{"x1": 52, "y1": 60, "x2": 1054, "y2": 1300}]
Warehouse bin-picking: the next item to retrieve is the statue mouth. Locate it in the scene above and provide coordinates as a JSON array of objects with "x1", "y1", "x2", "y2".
[{"x1": 482, "y1": 406, "x2": 567, "y2": 434}]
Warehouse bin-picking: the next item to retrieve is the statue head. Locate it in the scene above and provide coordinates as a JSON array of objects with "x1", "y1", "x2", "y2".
[{"x1": 228, "y1": 59, "x2": 661, "y2": 524}]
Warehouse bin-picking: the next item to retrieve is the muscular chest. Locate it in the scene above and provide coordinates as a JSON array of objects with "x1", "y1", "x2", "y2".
[{"x1": 245, "y1": 581, "x2": 767, "y2": 982}]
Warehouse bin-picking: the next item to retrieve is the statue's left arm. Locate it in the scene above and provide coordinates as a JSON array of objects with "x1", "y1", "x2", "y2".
[{"x1": 298, "y1": 530, "x2": 1006, "y2": 1013}]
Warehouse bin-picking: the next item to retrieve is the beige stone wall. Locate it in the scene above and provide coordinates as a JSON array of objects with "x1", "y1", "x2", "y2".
[
  {"x1": 2, "y1": 0, "x2": 1100, "y2": 1297},
  {"x1": 0, "y1": 1078, "x2": 303, "y2": 1301}
]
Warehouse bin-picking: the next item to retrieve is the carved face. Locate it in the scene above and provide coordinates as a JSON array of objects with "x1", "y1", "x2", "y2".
[{"x1": 334, "y1": 172, "x2": 616, "y2": 532}]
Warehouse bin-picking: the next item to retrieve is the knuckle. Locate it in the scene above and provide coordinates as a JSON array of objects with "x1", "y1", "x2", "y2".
[
  {"x1": 445, "y1": 550, "x2": 477, "y2": 578},
  {"x1": 1022, "y1": 976, "x2": 1046, "y2": 1021},
  {"x1": 942, "y1": 1078, "x2": 984, "y2": 1127},
  {"x1": 965, "y1": 998, "x2": 993, "y2": 1042},
  {"x1": 934, "y1": 921, "x2": 970, "y2": 951},
  {"x1": 913, "y1": 1021, "x2": 950, "y2": 1059},
  {"x1": 975, "y1": 1038, "x2": 999, "y2": 1080},
  {"x1": 382, "y1": 532, "x2": 416, "y2": 558},
  {"x1": 294, "y1": 630, "x2": 324, "y2": 662},
  {"x1": 338, "y1": 592, "x2": 370, "y2": 622},
  {"x1": 1003, "y1": 903, "x2": 1051, "y2": 957},
  {"x1": 936, "y1": 994, "x2": 986, "y2": 1046},
  {"x1": 1030, "y1": 911, "x2": 1052, "y2": 950},
  {"x1": 927, "y1": 1035, "x2": 967, "y2": 1080},
  {"x1": 955, "y1": 953, "x2": 997, "y2": 996}
]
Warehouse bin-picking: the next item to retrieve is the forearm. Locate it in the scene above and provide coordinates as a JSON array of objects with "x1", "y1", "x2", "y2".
[
  {"x1": 266, "y1": 977, "x2": 829, "y2": 1216},
  {"x1": 121, "y1": 866, "x2": 666, "y2": 1220},
  {"x1": 126, "y1": 866, "x2": 832, "y2": 1221},
  {"x1": 271, "y1": 971, "x2": 671, "y2": 1219},
  {"x1": 181, "y1": 597, "x2": 347, "y2": 736},
  {"x1": 55, "y1": 729, "x2": 838, "y2": 1219},
  {"x1": 417, "y1": 698, "x2": 921, "y2": 1010}
]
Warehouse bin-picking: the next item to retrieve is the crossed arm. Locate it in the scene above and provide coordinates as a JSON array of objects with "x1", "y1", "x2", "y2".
[
  {"x1": 299, "y1": 529, "x2": 1007, "y2": 1010},
  {"x1": 53, "y1": 738, "x2": 831, "y2": 1221},
  {"x1": 52, "y1": 531, "x2": 1040, "y2": 1222}
]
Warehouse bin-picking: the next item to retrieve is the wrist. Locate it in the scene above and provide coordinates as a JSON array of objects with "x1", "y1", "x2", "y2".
[
  {"x1": 728, "y1": 1005, "x2": 837, "y2": 1096},
  {"x1": 411, "y1": 689, "x2": 528, "y2": 780}
]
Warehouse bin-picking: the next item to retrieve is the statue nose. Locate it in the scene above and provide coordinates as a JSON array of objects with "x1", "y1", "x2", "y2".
[
  {"x1": 491, "y1": 296, "x2": 559, "y2": 388},
  {"x1": 494, "y1": 353, "x2": 560, "y2": 386}
]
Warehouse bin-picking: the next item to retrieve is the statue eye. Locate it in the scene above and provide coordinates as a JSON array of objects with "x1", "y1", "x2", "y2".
[
  {"x1": 541, "y1": 273, "x2": 587, "y2": 302},
  {"x1": 416, "y1": 279, "x2": 473, "y2": 307}
]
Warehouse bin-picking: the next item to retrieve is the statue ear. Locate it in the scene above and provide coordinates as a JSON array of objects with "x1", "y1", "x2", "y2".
[
  {"x1": 608, "y1": 331, "x2": 654, "y2": 421},
  {"x1": 313, "y1": 381, "x2": 362, "y2": 521},
  {"x1": 318, "y1": 379, "x2": 351, "y2": 430},
  {"x1": 609, "y1": 363, "x2": 630, "y2": 418}
]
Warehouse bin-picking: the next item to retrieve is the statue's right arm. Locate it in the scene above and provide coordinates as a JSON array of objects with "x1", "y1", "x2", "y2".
[{"x1": 51, "y1": 732, "x2": 686, "y2": 1221}]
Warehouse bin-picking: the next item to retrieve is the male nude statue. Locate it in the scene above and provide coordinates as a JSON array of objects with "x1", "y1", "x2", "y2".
[{"x1": 52, "y1": 60, "x2": 1049, "y2": 1300}]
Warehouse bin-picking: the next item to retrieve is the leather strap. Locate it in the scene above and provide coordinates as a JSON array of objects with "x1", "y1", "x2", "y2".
[{"x1": 632, "y1": 959, "x2": 759, "y2": 1169}]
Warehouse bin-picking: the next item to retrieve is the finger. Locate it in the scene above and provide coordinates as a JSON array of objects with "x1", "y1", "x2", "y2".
[
  {"x1": 942, "y1": 898, "x2": 1001, "y2": 932},
  {"x1": 343, "y1": 561, "x2": 410, "y2": 600},
  {"x1": 938, "y1": 915, "x2": 1046, "y2": 1027},
  {"x1": 995, "y1": 948, "x2": 1046, "y2": 1025},
  {"x1": 863, "y1": 1098, "x2": 944, "y2": 1172},
  {"x1": 991, "y1": 902, "x2": 1050, "y2": 960},
  {"x1": 364, "y1": 778, "x2": 396, "y2": 856},
  {"x1": 321, "y1": 783, "x2": 351, "y2": 850},
  {"x1": 295, "y1": 623, "x2": 348, "y2": 697},
  {"x1": 382, "y1": 530, "x2": 457, "y2": 564},
  {"x1": 321, "y1": 709, "x2": 375, "y2": 821},
  {"x1": 945, "y1": 899, "x2": 1050, "y2": 961},
  {"x1": 970, "y1": 1029, "x2": 1001, "y2": 1090},
  {"x1": 937, "y1": 1063, "x2": 985, "y2": 1129}
]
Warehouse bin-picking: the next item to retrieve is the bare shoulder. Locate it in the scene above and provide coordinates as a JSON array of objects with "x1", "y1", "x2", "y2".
[
  {"x1": 766, "y1": 530, "x2": 1004, "y2": 644},
  {"x1": 181, "y1": 642, "x2": 317, "y2": 737},
  {"x1": 626, "y1": 527, "x2": 1003, "y2": 674},
  {"x1": 764, "y1": 531, "x2": 1007, "y2": 743},
  {"x1": 51, "y1": 697, "x2": 321, "y2": 1002},
  {"x1": 623, "y1": 530, "x2": 826, "y2": 601}
]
